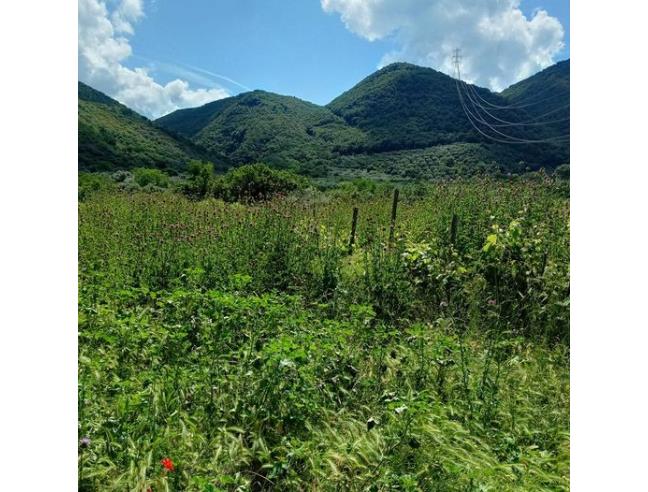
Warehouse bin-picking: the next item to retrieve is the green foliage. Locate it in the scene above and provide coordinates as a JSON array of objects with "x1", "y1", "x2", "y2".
[
  {"x1": 328, "y1": 62, "x2": 567, "y2": 163},
  {"x1": 334, "y1": 143, "x2": 507, "y2": 180},
  {"x1": 76, "y1": 59, "x2": 571, "y2": 492},
  {"x1": 78, "y1": 178, "x2": 571, "y2": 488},
  {"x1": 79, "y1": 124, "x2": 570, "y2": 489},
  {"x1": 110, "y1": 169, "x2": 132, "y2": 182},
  {"x1": 80, "y1": 178, "x2": 568, "y2": 335},
  {"x1": 79, "y1": 286, "x2": 569, "y2": 491},
  {"x1": 83, "y1": 60, "x2": 568, "y2": 180},
  {"x1": 216, "y1": 164, "x2": 308, "y2": 202},
  {"x1": 78, "y1": 172, "x2": 114, "y2": 200},
  {"x1": 156, "y1": 90, "x2": 366, "y2": 173},
  {"x1": 132, "y1": 167, "x2": 170, "y2": 188},
  {"x1": 183, "y1": 160, "x2": 215, "y2": 198},
  {"x1": 330, "y1": 177, "x2": 394, "y2": 200},
  {"x1": 180, "y1": 163, "x2": 308, "y2": 202}
]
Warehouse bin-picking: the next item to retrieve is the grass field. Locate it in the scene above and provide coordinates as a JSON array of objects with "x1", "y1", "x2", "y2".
[{"x1": 79, "y1": 178, "x2": 569, "y2": 491}]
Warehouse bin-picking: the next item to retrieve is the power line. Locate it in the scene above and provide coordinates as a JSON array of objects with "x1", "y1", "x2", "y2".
[
  {"x1": 460, "y1": 81, "x2": 570, "y2": 143},
  {"x1": 462, "y1": 81, "x2": 569, "y2": 128},
  {"x1": 464, "y1": 90, "x2": 569, "y2": 143},
  {"x1": 467, "y1": 78, "x2": 568, "y2": 110},
  {"x1": 458, "y1": 82, "x2": 570, "y2": 144},
  {"x1": 462, "y1": 81, "x2": 569, "y2": 126},
  {"x1": 452, "y1": 49, "x2": 569, "y2": 145}
]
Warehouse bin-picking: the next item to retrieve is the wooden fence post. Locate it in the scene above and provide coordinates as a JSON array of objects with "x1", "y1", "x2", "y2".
[
  {"x1": 389, "y1": 188, "x2": 399, "y2": 245},
  {"x1": 348, "y1": 207, "x2": 359, "y2": 254}
]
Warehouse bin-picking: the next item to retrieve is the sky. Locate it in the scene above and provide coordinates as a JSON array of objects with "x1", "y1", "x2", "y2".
[{"x1": 79, "y1": 0, "x2": 569, "y2": 119}]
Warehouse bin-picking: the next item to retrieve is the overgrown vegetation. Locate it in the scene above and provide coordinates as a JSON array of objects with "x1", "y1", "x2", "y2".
[
  {"x1": 181, "y1": 163, "x2": 307, "y2": 201},
  {"x1": 133, "y1": 167, "x2": 171, "y2": 188},
  {"x1": 78, "y1": 172, "x2": 115, "y2": 200},
  {"x1": 79, "y1": 177, "x2": 569, "y2": 490}
]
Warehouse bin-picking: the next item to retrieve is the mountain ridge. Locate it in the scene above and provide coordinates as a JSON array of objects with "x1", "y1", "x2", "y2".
[
  {"x1": 156, "y1": 89, "x2": 367, "y2": 175},
  {"x1": 80, "y1": 60, "x2": 569, "y2": 176},
  {"x1": 78, "y1": 82, "x2": 229, "y2": 172}
]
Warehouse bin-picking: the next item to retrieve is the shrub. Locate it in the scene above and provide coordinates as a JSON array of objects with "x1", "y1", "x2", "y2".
[
  {"x1": 184, "y1": 160, "x2": 214, "y2": 198},
  {"x1": 110, "y1": 170, "x2": 132, "y2": 183},
  {"x1": 132, "y1": 167, "x2": 170, "y2": 188},
  {"x1": 333, "y1": 178, "x2": 392, "y2": 199},
  {"x1": 78, "y1": 172, "x2": 114, "y2": 200},
  {"x1": 218, "y1": 163, "x2": 308, "y2": 202}
]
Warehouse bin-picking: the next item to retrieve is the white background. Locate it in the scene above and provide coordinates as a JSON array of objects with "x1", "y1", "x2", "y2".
[{"x1": 0, "y1": 0, "x2": 646, "y2": 489}]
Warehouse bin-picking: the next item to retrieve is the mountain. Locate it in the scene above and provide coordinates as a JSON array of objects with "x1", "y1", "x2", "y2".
[
  {"x1": 78, "y1": 82, "x2": 227, "y2": 172},
  {"x1": 85, "y1": 59, "x2": 569, "y2": 178},
  {"x1": 327, "y1": 62, "x2": 480, "y2": 152},
  {"x1": 501, "y1": 59, "x2": 570, "y2": 139},
  {"x1": 156, "y1": 61, "x2": 569, "y2": 177},
  {"x1": 326, "y1": 62, "x2": 568, "y2": 162},
  {"x1": 156, "y1": 90, "x2": 366, "y2": 175}
]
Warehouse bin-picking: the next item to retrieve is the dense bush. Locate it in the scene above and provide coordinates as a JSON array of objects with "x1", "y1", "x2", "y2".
[
  {"x1": 183, "y1": 160, "x2": 214, "y2": 198},
  {"x1": 215, "y1": 164, "x2": 308, "y2": 202},
  {"x1": 78, "y1": 172, "x2": 114, "y2": 201},
  {"x1": 181, "y1": 163, "x2": 308, "y2": 201},
  {"x1": 132, "y1": 167, "x2": 170, "y2": 188}
]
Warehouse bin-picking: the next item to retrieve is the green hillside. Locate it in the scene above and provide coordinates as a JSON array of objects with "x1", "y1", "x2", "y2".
[
  {"x1": 78, "y1": 82, "x2": 226, "y2": 172},
  {"x1": 326, "y1": 62, "x2": 568, "y2": 165},
  {"x1": 94, "y1": 60, "x2": 570, "y2": 178},
  {"x1": 156, "y1": 90, "x2": 366, "y2": 175},
  {"x1": 331, "y1": 143, "x2": 521, "y2": 180},
  {"x1": 327, "y1": 62, "x2": 480, "y2": 152},
  {"x1": 501, "y1": 59, "x2": 570, "y2": 138}
]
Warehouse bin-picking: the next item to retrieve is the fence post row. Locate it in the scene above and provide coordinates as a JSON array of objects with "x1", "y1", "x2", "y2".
[
  {"x1": 348, "y1": 207, "x2": 359, "y2": 255},
  {"x1": 389, "y1": 188, "x2": 399, "y2": 245},
  {"x1": 450, "y1": 213, "x2": 458, "y2": 246}
]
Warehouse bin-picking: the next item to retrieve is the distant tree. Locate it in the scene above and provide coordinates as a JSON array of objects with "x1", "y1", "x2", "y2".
[
  {"x1": 218, "y1": 164, "x2": 308, "y2": 202},
  {"x1": 185, "y1": 161, "x2": 214, "y2": 198},
  {"x1": 132, "y1": 167, "x2": 170, "y2": 188}
]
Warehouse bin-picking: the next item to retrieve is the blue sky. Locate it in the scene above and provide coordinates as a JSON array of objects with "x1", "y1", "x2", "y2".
[
  {"x1": 126, "y1": 0, "x2": 399, "y2": 105},
  {"x1": 79, "y1": 0, "x2": 569, "y2": 117}
]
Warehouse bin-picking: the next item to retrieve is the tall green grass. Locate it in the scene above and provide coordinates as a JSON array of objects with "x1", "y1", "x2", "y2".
[{"x1": 79, "y1": 178, "x2": 569, "y2": 490}]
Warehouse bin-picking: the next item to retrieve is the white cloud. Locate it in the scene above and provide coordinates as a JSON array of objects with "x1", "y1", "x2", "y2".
[
  {"x1": 321, "y1": 0, "x2": 565, "y2": 91},
  {"x1": 79, "y1": 0, "x2": 229, "y2": 118}
]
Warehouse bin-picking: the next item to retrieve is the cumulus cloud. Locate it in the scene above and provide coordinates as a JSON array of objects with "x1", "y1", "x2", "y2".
[
  {"x1": 79, "y1": 0, "x2": 229, "y2": 118},
  {"x1": 321, "y1": 0, "x2": 565, "y2": 91}
]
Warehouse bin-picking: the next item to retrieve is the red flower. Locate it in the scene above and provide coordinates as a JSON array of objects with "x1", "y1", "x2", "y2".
[{"x1": 161, "y1": 457, "x2": 175, "y2": 471}]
